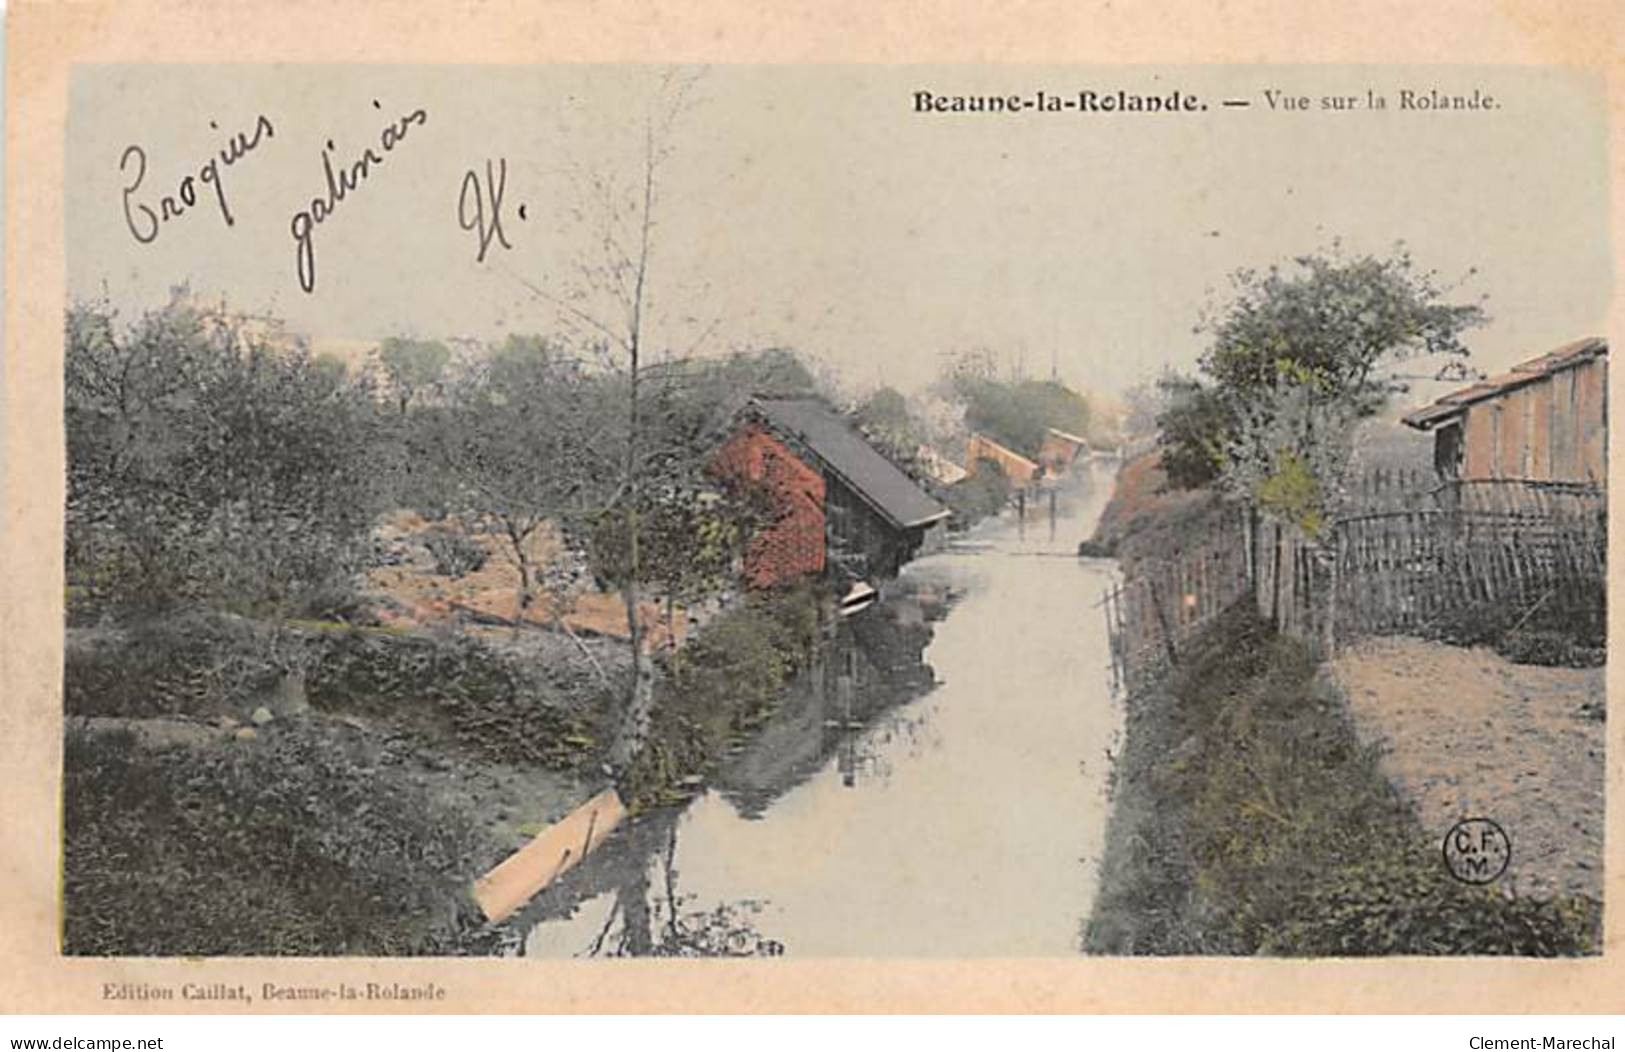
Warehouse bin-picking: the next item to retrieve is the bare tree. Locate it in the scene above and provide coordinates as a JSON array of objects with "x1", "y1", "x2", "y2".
[{"x1": 509, "y1": 70, "x2": 711, "y2": 775}]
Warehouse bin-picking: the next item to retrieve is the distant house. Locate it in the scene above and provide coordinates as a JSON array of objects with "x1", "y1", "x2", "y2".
[
  {"x1": 713, "y1": 398, "x2": 951, "y2": 588},
  {"x1": 964, "y1": 432, "x2": 1040, "y2": 486},
  {"x1": 1037, "y1": 427, "x2": 1090, "y2": 477},
  {"x1": 915, "y1": 444, "x2": 969, "y2": 487},
  {"x1": 1401, "y1": 337, "x2": 1607, "y2": 485}
]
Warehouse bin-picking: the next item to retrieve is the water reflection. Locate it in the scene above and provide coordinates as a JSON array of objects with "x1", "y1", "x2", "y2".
[
  {"x1": 578, "y1": 818, "x2": 785, "y2": 958},
  {"x1": 521, "y1": 461, "x2": 1123, "y2": 958},
  {"x1": 715, "y1": 585, "x2": 945, "y2": 816}
]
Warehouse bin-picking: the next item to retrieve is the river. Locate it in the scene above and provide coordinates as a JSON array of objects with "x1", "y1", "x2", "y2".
[{"x1": 517, "y1": 458, "x2": 1123, "y2": 957}]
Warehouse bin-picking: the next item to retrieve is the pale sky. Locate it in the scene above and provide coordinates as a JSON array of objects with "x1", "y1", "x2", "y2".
[{"x1": 68, "y1": 64, "x2": 1612, "y2": 401}]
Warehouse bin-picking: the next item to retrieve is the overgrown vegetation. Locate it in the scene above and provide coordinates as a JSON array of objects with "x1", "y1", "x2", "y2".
[
  {"x1": 619, "y1": 585, "x2": 822, "y2": 808},
  {"x1": 1429, "y1": 580, "x2": 1607, "y2": 669},
  {"x1": 66, "y1": 297, "x2": 386, "y2": 621},
  {"x1": 62, "y1": 727, "x2": 494, "y2": 956},
  {"x1": 64, "y1": 610, "x2": 284, "y2": 719},
  {"x1": 940, "y1": 457, "x2": 1011, "y2": 527},
  {"x1": 1085, "y1": 605, "x2": 1599, "y2": 956},
  {"x1": 306, "y1": 627, "x2": 606, "y2": 769}
]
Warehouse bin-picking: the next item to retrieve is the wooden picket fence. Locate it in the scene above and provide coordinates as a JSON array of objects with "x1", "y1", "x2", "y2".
[
  {"x1": 1101, "y1": 477, "x2": 1606, "y2": 695},
  {"x1": 1101, "y1": 503, "x2": 1256, "y2": 695}
]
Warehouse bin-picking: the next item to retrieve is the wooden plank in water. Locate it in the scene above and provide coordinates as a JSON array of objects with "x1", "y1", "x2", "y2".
[{"x1": 472, "y1": 786, "x2": 626, "y2": 923}]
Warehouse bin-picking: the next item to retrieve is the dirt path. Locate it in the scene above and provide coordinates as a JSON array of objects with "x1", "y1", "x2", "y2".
[{"x1": 1330, "y1": 637, "x2": 1604, "y2": 901}]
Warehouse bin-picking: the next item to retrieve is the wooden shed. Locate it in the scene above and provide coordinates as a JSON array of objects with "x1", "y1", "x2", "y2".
[
  {"x1": 964, "y1": 432, "x2": 1040, "y2": 486},
  {"x1": 1401, "y1": 337, "x2": 1607, "y2": 485},
  {"x1": 1037, "y1": 427, "x2": 1090, "y2": 477}
]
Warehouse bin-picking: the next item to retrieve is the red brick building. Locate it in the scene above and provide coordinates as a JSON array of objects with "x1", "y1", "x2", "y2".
[
  {"x1": 712, "y1": 421, "x2": 828, "y2": 588},
  {"x1": 713, "y1": 398, "x2": 950, "y2": 588}
]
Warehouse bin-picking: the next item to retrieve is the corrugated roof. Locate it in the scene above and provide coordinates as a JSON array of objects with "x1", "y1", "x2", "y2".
[
  {"x1": 1400, "y1": 337, "x2": 1607, "y2": 430},
  {"x1": 753, "y1": 398, "x2": 951, "y2": 529}
]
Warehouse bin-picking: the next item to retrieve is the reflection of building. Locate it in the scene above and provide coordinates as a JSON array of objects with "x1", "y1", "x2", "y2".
[
  {"x1": 712, "y1": 398, "x2": 951, "y2": 588},
  {"x1": 963, "y1": 432, "x2": 1039, "y2": 486},
  {"x1": 1402, "y1": 337, "x2": 1607, "y2": 484},
  {"x1": 714, "y1": 593, "x2": 937, "y2": 816}
]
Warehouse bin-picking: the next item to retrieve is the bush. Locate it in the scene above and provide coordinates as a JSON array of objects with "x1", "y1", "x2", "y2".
[
  {"x1": 942, "y1": 462, "x2": 1010, "y2": 529},
  {"x1": 1495, "y1": 629, "x2": 1606, "y2": 670},
  {"x1": 1428, "y1": 577, "x2": 1605, "y2": 668},
  {"x1": 420, "y1": 528, "x2": 488, "y2": 578},
  {"x1": 62, "y1": 727, "x2": 490, "y2": 956},
  {"x1": 619, "y1": 586, "x2": 821, "y2": 807},
  {"x1": 64, "y1": 609, "x2": 283, "y2": 718},
  {"x1": 65, "y1": 299, "x2": 384, "y2": 618},
  {"x1": 306, "y1": 627, "x2": 601, "y2": 769}
]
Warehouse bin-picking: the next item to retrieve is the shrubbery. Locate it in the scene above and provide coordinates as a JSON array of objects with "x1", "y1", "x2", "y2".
[
  {"x1": 619, "y1": 585, "x2": 821, "y2": 807},
  {"x1": 940, "y1": 459, "x2": 1011, "y2": 529},
  {"x1": 1428, "y1": 578, "x2": 1606, "y2": 669},
  {"x1": 420, "y1": 527, "x2": 489, "y2": 577},
  {"x1": 306, "y1": 627, "x2": 603, "y2": 769},
  {"x1": 64, "y1": 610, "x2": 284, "y2": 718},
  {"x1": 62, "y1": 727, "x2": 491, "y2": 956},
  {"x1": 66, "y1": 299, "x2": 385, "y2": 620}
]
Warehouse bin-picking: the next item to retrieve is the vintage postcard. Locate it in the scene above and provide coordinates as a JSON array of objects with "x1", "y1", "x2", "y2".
[{"x1": 3, "y1": 0, "x2": 1623, "y2": 1015}]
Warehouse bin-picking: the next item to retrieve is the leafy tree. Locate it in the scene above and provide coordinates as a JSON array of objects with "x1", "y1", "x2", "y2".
[
  {"x1": 587, "y1": 486, "x2": 745, "y2": 650},
  {"x1": 414, "y1": 335, "x2": 611, "y2": 632},
  {"x1": 854, "y1": 385, "x2": 924, "y2": 467},
  {"x1": 941, "y1": 456, "x2": 1011, "y2": 526},
  {"x1": 1198, "y1": 245, "x2": 1485, "y2": 413},
  {"x1": 65, "y1": 298, "x2": 382, "y2": 618},
  {"x1": 1160, "y1": 245, "x2": 1487, "y2": 522},
  {"x1": 856, "y1": 386, "x2": 910, "y2": 435},
  {"x1": 947, "y1": 371, "x2": 1092, "y2": 460},
  {"x1": 377, "y1": 336, "x2": 450, "y2": 415},
  {"x1": 1154, "y1": 375, "x2": 1232, "y2": 489}
]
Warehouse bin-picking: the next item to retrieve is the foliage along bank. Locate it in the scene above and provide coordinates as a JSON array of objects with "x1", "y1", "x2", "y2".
[{"x1": 1083, "y1": 605, "x2": 1599, "y2": 956}]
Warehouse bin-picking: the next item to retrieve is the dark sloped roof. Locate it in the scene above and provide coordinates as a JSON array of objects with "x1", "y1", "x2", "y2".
[
  {"x1": 753, "y1": 398, "x2": 950, "y2": 529},
  {"x1": 1401, "y1": 337, "x2": 1607, "y2": 431}
]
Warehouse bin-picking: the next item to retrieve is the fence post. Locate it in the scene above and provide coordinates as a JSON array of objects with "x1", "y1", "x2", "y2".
[
  {"x1": 1325, "y1": 525, "x2": 1340, "y2": 656},
  {"x1": 1270, "y1": 522, "x2": 1283, "y2": 629},
  {"x1": 1148, "y1": 577, "x2": 1179, "y2": 668}
]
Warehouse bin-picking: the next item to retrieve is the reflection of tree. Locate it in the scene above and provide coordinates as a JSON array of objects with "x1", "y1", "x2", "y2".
[
  {"x1": 715, "y1": 591, "x2": 938, "y2": 815},
  {"x1": 581, "y1": 819, "x2": 784, "y2": 958}
]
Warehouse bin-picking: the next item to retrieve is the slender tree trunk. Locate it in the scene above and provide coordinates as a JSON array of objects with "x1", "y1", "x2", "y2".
[
  {"x1": 608, "y1": 129, "x2": 660, "y2": 777},
  {"x1": 508, "y1": 525, "x2": 531, "y2": 639}
]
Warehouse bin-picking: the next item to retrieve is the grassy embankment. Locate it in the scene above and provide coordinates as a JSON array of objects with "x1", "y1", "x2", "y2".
[
  {"x1": 1085, "y1": 605, "x2": 1599, "y2": 955},
  {"x1": 62, "y1": 586, "x2": 822, "y2": 956},
  {"x1": 1083, "y1": 454, "x2": 1600, "y2": 955}
]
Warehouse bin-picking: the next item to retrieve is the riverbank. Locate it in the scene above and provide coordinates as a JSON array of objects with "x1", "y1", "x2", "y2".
[
  {"x1": 520, "y1": 465, "x2": 1121, "y2": 957},
  {"x1": 62, "y1": 581, "x2": 825, "y2": 955},
  {"x1": 1082, "y1": 604, "x2": 1600, "y2": 955}
]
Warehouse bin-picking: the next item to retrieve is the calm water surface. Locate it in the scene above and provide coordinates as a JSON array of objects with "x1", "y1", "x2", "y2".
[{"x1": 521, "y1": 459, "x2": 1122, "y2": 956}]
